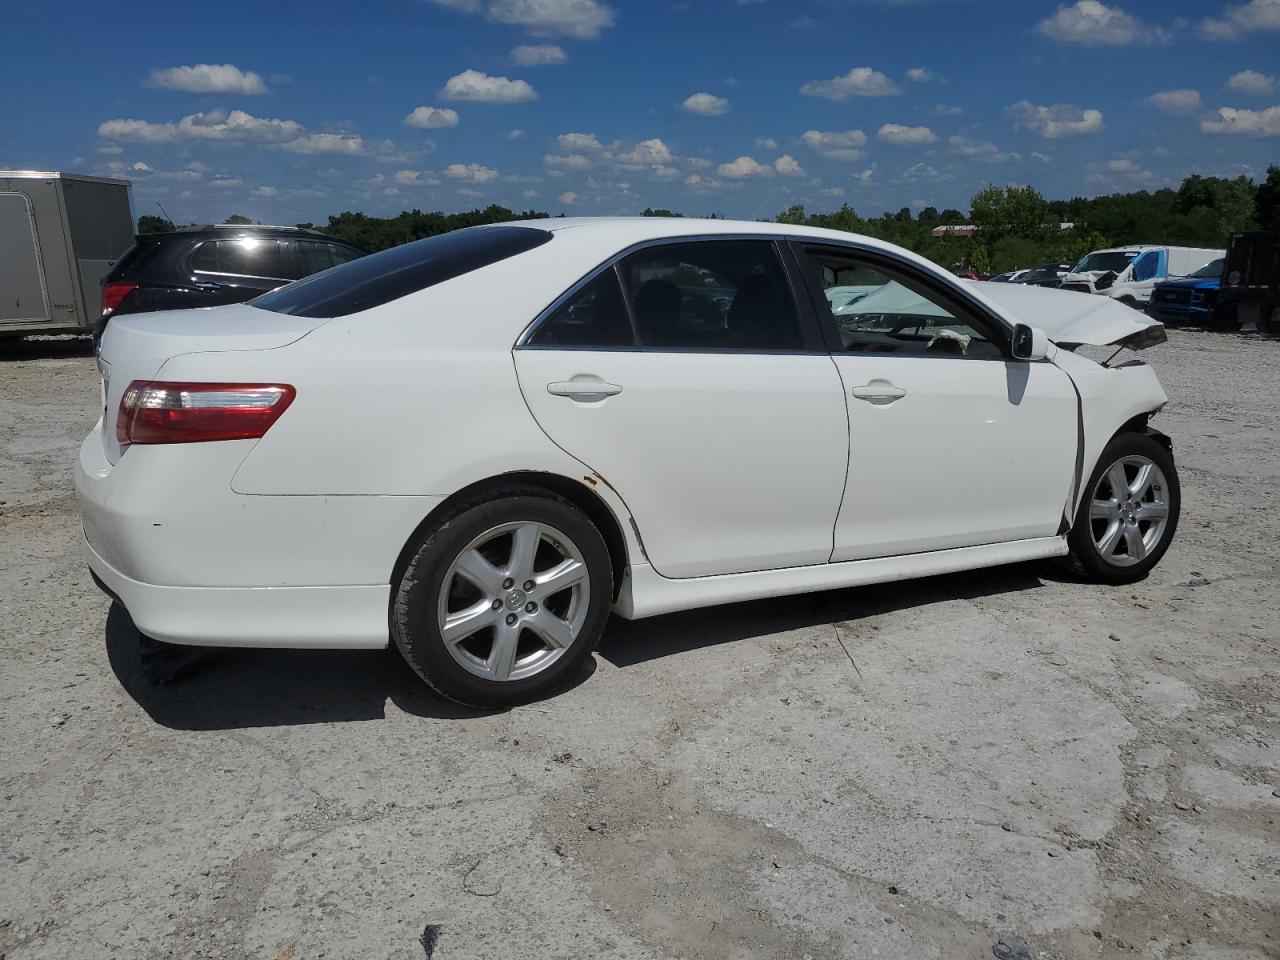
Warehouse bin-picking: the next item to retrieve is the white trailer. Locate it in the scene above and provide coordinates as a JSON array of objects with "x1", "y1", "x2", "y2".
[{"x1": 0, "y1": 171, "x2": 135, "y2": 336}]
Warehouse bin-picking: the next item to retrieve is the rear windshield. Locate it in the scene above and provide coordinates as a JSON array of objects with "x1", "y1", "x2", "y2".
[
  {"x1": 112, "y1": 237, "x2": 162, "y2": 276},
  {"x1": 1190, "y1": 258, "x2": 1224, "y2": 278},
  {"x1": 1074, "y1": 251, "x2": 1138, "y2": 274},
  {"x1": 251, "y1": 225, "x2": 553, "y2": 318}
]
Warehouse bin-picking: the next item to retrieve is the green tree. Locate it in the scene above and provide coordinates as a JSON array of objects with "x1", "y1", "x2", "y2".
[
  {"x1": 641, "y1": 207, "x2": 683, "y2": 217},
  {"x1": 137, "y1": 215, "x2": 174, "y2": 234},
  {"x1": 1255, "y1": 165, "x2": 1280, "y2": 232},
  {"x1": 224, "y1": 214, "x2": 254, "y2": 224},
  {"x1": 970, "y1": 185, "x2": 1049, "y2": 245}
]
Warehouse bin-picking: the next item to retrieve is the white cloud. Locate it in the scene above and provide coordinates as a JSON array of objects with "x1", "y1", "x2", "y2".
[
  {"x1": 1200, "y1": 105, "x2": 1280, "y2": 136},
  {"x1": 131, "y1": 161, "x2": 152, "y2": 172},
  {"x1": 681, "y1": 92, "x2": 731, "y2": 116},
  {"x1": 559, "y1": 190, "x2": 578, "y2": 204},
  {"x1": 279, "y1": 133, "x2": 364, "y2": 154},
  {"x1": 393, "y1": 169, "x2": 440, "y2": 185},
  {"x1": 755, "y1": 137, "x2": 778, "y2": 150},
  {"x1": 96, "y1": 143, "x2": 124, "y2": 155},
  {"x1": 684, "y1": 174, "x2": 723, "y2": 191},
  {"x1": 432, "y1": 0, "x2": 616, "y2": 38},
  {"x1": 252, "y1": 186, "x2": 277, "y2": 197},
  {"x1": 444, "y1": 161, "x2": 500, "y2": 182},
  {"x1": 510, "y1": 43, "x2": 567, "y2": 65},
  {"x1": 612, "y1": 138, "x2": 673, "y2": 167},
  {"x1": 934, "y1": 104, "x2": 964, "y2": 116},
  {"x1": 508, "y1": 129, "x2": 526, "y2": 140},
  {"x1": 1036, "y1": 1, "x2": 1170, "y2": 45},
  {"x1": 1031, "y1": 151, "x2": 1054, "y2": 162},
  {"x1": 441, "y1": 70, "x2": 537, "y2": 103},
  {"x1": 906, "y1": 67, "x2": 938, "y2": 82},
  {"x1": 801, "y1": 129, "x2": 867, "y2": 161},
  {"x1": 717, "y1": 156, "x2": 772, "y2": 178},
  {"x1": 207, "y1": 175, "x2": 242, "y2": 188},
  {"x1": 877, "y1": 123, "x2": 938, "y2": 145},
  {"x1": 544, "y1": 152, "x2": 592, "y2": 169},
  {"x1": 98, "y1": 109, "x2": 304, "y2": 144},
  {"x1": 774, "y1": 154, "x2": 804, "y2": 176},
  {"x1": 1147, "y1": 89, "x2": 1202, "y2": 113},
  {"x1": 1202, "y1": 0, "x2": 1280, "y2": 39},
  {"x1": 898, "y1": 162, "x2": 950, "y2": 183},
  {"x1": 820, "y1": 186, "x2": 845, "y2": 198},
  {"x1": 523, "y1": 189, "x2": 540, "y2": 198},
  {"x1": 1006, "y1": 101, "x2": 1104, "y2": 138},
  {"x1": 405, "y1": 106, "x2": 460, "y2": 128},
  {"x1": 557, "y1": 131, "x2": 603, "y2": 151},
  {"x1": 947, "y1": 136, "x2": 1020, "y2": 162},
  {"x1": 852, "y1": 167, "x2": 875, "y2": 184},
  {"x1": 146, "y1": 63, "x2": 266, "y2": 94},
  {"x1": 653, "y1": 164, "x2": 681, "y2": 178},
  {"x1": 685, "y1": 157, "x2": 712, "y2": 170},
  {"x1": 800, "y1": 66, "x2": 899, "y2": 100},
  {"x1": 1107, "y1": 157, "x2": 1140, "y2": 172},
  {"x1": 1228, "y1": 69, "x2": 1276, "y2": 94}
]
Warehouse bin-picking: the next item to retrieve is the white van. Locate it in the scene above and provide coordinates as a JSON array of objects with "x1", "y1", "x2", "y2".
[{"x1": 1059, "y1": 245, "x2": 1223, "y2": 306}]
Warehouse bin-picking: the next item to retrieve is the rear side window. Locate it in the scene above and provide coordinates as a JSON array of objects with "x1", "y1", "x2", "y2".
[
  {"x1": 192, "y1": 238, "x2": 287, "y2": 279},
  {"x1": 289, "y1": 239, "x2": 364, "y2": 279},
  {"x1": 252, "y1": 225, "x2": 553, "y2": 318},
  {"x1": 616, "y1": 240, "x2": 803, "y2": 350},
  {"x1": 527, "y1": 269, "x2": 633, "y2": 348}
]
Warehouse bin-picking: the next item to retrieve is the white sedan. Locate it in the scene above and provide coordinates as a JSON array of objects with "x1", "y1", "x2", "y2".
[{"x1": 77, "y1": 218, "x2": 1180, "y2": 705}]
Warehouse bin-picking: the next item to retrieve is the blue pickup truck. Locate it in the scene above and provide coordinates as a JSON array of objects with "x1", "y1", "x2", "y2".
[{"x1": 1144, "y1": 257, "x2": 1226, "y2": 326}]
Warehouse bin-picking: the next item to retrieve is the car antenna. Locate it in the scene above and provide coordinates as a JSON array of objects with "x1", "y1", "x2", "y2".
[{"x1": 155, "y1": 200, "x2": 175, "y2": 226}]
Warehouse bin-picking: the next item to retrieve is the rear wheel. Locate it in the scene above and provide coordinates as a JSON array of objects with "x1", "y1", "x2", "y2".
[
  {"x1": 1065, "y1": 432, "x2": 1179, "y2": 584},
  {"x1": 392, "y1": 491, "x2": 613, "y2": 706}
]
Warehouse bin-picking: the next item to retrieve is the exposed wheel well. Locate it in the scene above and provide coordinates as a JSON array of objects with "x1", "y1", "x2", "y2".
[
  {"x1": 389, "y1": 472, "x2": 630, "y2": 601},
  {"x1": 1115, "y1": 411, "x2": 1171, "y2": 451}
]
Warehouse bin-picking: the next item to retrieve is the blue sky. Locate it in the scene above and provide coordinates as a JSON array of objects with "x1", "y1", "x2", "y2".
[{"x1": 3, "y1": 0, "x2": 1278, "y2": 225}]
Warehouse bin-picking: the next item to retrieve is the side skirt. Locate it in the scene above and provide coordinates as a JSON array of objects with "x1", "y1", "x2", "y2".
[{"x1": 614, "y1": 536, "x2": 1068, "y2": 620}]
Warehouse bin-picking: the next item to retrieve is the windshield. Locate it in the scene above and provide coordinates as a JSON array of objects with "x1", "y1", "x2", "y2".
[
  {"x1": 1074, "y1": 251, "x2": 1138, "y2": 274},
  {"x1": 1190, "y1": 258, "x2": 1225, "y2": 279}
]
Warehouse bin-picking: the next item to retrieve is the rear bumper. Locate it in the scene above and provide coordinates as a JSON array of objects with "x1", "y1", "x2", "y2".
[
  {"x1": 75, "y1": 419, "x2": 442, "y2": 648},
  {"x1": 85, "y1": 536, "x2": 390, "y2": 648}
]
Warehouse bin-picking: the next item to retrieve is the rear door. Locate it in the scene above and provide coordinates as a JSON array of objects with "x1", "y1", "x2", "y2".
[
  {"x1": 514, "y1": 237, "x2": 849, "y2": 579},
  {"x1": 0, "y1": 192, "x2": 49, "y2": 325},
  {"x1": 189, "y1": 237, "x2": 291, "y2": 303},
  {"x1": 791, "y1": 241, "x2": 1079, "y2": 562}
]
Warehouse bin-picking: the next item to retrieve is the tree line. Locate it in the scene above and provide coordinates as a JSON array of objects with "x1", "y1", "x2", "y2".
[{"x1": 137, "y1": 165, "x2": 1279, "y2": 275}]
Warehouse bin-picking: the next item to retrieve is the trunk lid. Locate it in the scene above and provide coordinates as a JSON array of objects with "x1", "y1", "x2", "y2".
[{"x1": 98, "y1": 303, "x2": 324, "y2": 463}]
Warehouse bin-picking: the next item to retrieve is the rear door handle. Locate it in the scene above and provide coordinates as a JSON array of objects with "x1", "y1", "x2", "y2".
[
  {"x1": 850, "y1": 382, "x2": 907, "y2": 404},
  {"x1": 547, "y1": 380, "x2": 623, "y2": 401}
]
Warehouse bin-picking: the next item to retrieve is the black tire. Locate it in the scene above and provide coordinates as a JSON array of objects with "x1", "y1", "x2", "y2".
[
  {"x1": 1064, "y1": 432, "x2": 1180, "y2": 584},
  {"x1": 392, "y1": 489, "x2": 613, "y2": 707}
]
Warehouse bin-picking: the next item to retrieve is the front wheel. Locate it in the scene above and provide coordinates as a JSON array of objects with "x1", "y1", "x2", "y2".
[
  {"x1": 392, "y1": 491, "x2": 613, "y2": 707},
  {"x1": 1064, "y1": 432, "x2": 1180, "y2": 584}
]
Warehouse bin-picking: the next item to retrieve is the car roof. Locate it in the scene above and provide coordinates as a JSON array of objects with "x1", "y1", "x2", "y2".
[
  {"x1": 162, "y1": 224, "x2": 339, "y2": 239},
  {"x1": 514, "y1": 216, "x2": 909, "y2": 253}
]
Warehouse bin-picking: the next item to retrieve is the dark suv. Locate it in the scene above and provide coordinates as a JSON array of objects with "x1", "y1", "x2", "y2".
[{"x1": 98, "y1": 225, "x2": 367, "y2": 336}]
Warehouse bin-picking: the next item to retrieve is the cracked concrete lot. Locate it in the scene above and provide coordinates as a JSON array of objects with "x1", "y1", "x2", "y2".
[{"x1": 1, "y1": 330, "x2": 1278, "y2": 959}]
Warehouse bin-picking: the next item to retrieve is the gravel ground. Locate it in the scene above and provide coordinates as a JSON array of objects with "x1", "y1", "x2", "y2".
[{"x1": 1, "y1": 329, "x2": 1277, "y2": 960}]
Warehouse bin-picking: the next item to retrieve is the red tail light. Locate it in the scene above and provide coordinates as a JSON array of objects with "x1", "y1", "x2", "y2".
[
  {"x1": 101, "y1": 281, "x2": 138, "y2": 316},
  {"x1": 116, "y1": 381, "x2": 296, "y2": 445}
]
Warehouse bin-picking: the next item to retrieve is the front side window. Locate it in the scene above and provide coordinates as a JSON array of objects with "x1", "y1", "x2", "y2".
[
  {"x1": 191, "y1": 238, "x2": 286, "y2": 279},
  {"x1": 615, "y1": 240, "x2": 803, "y2": 350},
  {"x1": 1132, "y1": 251, "x2": 1160, "y2": 282},
  {"x1": 797, "y1": 246, "x2": 1004, "y2": 359}
]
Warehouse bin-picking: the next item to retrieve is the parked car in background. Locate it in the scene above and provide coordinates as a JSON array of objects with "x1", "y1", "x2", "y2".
[
  {"x1": 1014, "y1": 262, "x2": 1075, "y2": 288},
  {"x1": 79, "y1": 217, "x2": 1180, "y2": 706},
  {"x1": 989, "y1": 269, "x2": 1029, "y2": 283},
  {"x1": 1060, "y1": 245, "x2": 1223, "y2": 307},
  {"x1": 97, "y1": 225, "x2": 367, "y2": 338},
  {"x1": 1145, "y1": 258, "x2": 1226, "y2": 327},
  {"x1": 1219, "y1": 231, "x2": 1280, "y2": 336}
]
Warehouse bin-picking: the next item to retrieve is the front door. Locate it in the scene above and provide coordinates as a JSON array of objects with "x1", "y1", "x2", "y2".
[
  {"x1": 791, "y1": 242, "x2": 1080, "y2": 562},
  {"x1": 514, "y1": 237, "x2": 849, "y2": 579}
]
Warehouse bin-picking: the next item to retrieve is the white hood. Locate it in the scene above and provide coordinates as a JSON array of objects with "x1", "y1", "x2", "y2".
[{"x1": 967, "y1": 281, "x2": 1165, "y2": 349}]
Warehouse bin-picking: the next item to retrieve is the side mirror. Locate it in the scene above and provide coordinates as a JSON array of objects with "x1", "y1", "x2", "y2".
[
  {"x1": 1011, "y1": 323, "x2": 1050, "y2": 361},
  {"x1": 1096, "y1": 270, "x2": 1117, "y2": 291}
]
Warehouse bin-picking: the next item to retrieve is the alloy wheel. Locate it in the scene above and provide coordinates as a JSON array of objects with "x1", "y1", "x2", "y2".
[
  {"x1": 437, "y1": 521, "x2": 590, "y2": 682},
  {"x1": 1089, "y1": 455, "x2": 1171, "y2": 567}
]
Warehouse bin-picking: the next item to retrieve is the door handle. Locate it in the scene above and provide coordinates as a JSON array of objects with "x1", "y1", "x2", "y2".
[
  {"x1": 547, "y1": 380, "x2": 623, "y2": 401},
  {"x1": 850, "y1": 382, "x2": 907, "y2": 404}
]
